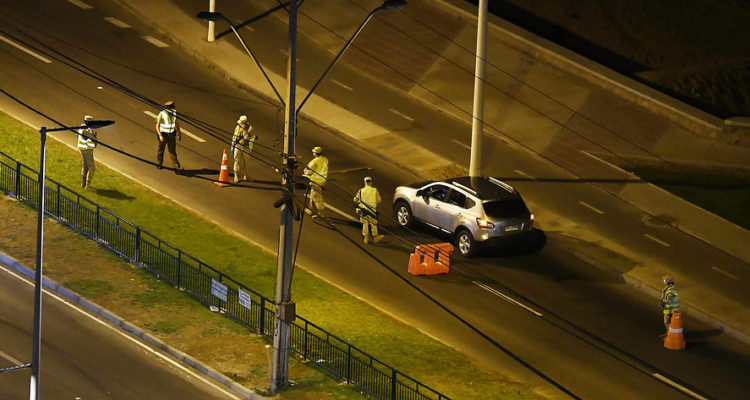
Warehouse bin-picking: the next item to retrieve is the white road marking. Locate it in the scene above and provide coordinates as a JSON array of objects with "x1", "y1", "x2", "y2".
[
  {"x1": 450, "y1": 139, "x2": 471, "y2": 150},
  {"x1": 474, "y1": 281, "x2": 543, "y2": 317},
  {"x1": 104, "y1": 17, "x2": 131, "y2": 29},
  {"x1": 67, "y1": 0, "x2": 92, "y2": 9},
  {"x1": 142, "y1": 36, "x2": 169, "y2": 48},
  {"x1": 0, "y1": 350, "x2": 22, "y2": 366},
  {"x1": 644, "y1": 233, "x2": 670, "y2": 247},
  {"x1": 514, "y1": 169, "x2": 535, "y2": 180},
  {"x1": 712, "y1": 266, "x2": 739, "y2": 280},
  {"x1": 578, "y1": 201, "x2": 604, "y2": 215},
  {"x1": 143, "y1": 111, "x2": 206, "y2": 143},
  {"x1": 331, "y1": 79, "x2": 354, "y2": 91},
  {"x1": 0, "y1": 34, "x2": 52, "y2": 64},
  {"x1": 652, "y1": 373, "x2": 709, "y2": 400},
  {"x1": 0, "y1": 264, "x2": 242, "y2": 400},
  {"x1": 389, "y1": 108, "x2": 415, "y2": 122},
  {"x1": 327, "y1": 205, "x2": 357, "y2": 222}
]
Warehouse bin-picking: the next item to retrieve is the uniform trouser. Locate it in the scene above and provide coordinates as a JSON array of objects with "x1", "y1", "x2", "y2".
[
  {"x1": 157, "y1": 133, "x2": 180, "y2": 168},
  {"x1": 663, "y1": 311, "x2": 673, "y2": 328},
  {"x1": 308, "y1": 182, "x2": 325, "y2": 214},
  {"x1": 233, "y1": 148, "x2": 248, "y2": 179},
  {"x1": 361, "y1": 215, "x2": 379, "y2": 237},
  {"x1": 80, "y1": 149, "x2": 95, "y2": 188}
]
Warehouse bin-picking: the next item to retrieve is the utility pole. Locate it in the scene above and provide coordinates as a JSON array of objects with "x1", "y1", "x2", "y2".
[
  {"x1": 271, "y1": 0, "x2": 297, "y2": 393},
  {"x1": 469, "y1": 0, "x2": 488, "y2": 177},
  {"x1": 29, "y1": 127, "x2": 46, "y2": 400},
  {"x1": 207, "y1": 0, "x2": 216, "y2": 41}
]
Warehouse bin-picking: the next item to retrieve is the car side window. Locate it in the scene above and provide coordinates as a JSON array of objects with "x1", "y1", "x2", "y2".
[
  {"x1": 428, "y1": 185, "x2": 449, "y2": 201},
  {"x1": 447, "y1": 189, "x2": 467, "y2": 208},
  {"x1": 465, "y1": 198, "x2": 476, "y2": 209}
]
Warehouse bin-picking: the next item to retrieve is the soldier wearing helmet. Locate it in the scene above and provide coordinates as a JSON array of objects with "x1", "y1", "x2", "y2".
[
  {"x1": 660, "y1": 275, "x2": 680, "y2": 329},
  {"x1": 303, "y1": 146, "x2": 328, "y2": 218},
  {"x1": 354, "y1": 176, "x2": 384, "y2": 244},
  {"x1": 231, "y1": 115, "x2": 256, "y2": 183}
]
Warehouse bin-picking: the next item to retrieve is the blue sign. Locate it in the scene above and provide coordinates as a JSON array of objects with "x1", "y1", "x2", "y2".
[{"x1": 211, "y1": 278, "x2": 228, "y2": 302}]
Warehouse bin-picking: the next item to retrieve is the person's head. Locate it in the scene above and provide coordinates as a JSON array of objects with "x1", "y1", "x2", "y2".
[
  {"x1": 364, "y1": 176, "x2": 373, "y2": 186},
  {"x1": 164, "y1": 100, "x2": 175, "y2": 109},
  {"x1": 312, "y1": 146, "x2": 323, "y2": 157},
  {"x1": 663, "y1": 275, "x2": 674, "y2": 285},
  {"x1": 238, "y1": 115, "x2": 248, "y2": 125},
  {"x1": 84, "y1": 115, "x2": 94, "y2": 122}
]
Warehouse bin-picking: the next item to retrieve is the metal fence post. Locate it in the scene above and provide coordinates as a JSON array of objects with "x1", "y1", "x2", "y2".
[
  {"x1": 95, "y1": 206, "x2": 100, "y2": 239},
  {"x1": 347, "y1": 344, "x2": 352, "y2": 384},
  {"x1": 55, "y1": 184, "x2": 60, "y2": 218},
  {"x1": 177, "y1": 251, "x2": 182, "y2": 289},
  {"x1": 259, "y1": 297, "x2": 266, "y2": 336},
  {"x1": 391, "y1": 369, "x2": 397, "y2": 400},
  {"x1": 14, "y1": 161, "x2": 20, "y2": 199},
  {"x1": 303, "y1": 320, "x2": 308, "y2": 360},
  {"x1": 135, "y1": 227, "x2": 141, "y2": 264}
]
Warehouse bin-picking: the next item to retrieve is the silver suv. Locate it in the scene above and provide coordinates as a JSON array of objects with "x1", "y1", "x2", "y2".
[{"x1": 392, "y1": 176, "x2": 534, "y2": 257}]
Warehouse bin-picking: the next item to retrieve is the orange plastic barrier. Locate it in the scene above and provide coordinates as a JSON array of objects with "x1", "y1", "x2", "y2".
[
  {"x1": 664, "y1": 311, "x2": 686, "y2": 350},
  {"x1": 214, "y1": 149, "x2": 231, "y2": 187},
  {"x1": 408, "y1": 243, "x2": 454, "y2": 276}
]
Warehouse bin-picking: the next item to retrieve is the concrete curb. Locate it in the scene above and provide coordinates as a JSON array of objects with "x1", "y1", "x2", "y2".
[
  {"x1": 0, "y1": 251, "x2": 265, "y2": 400},
  {"x1": 549, "y1": 240, "x2": 750, "y2": 347}
]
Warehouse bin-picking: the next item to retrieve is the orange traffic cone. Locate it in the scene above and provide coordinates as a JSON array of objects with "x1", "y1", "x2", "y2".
[
  {"x1": 664, "y1": 311, "x2": 686, "y2": 350},
  {"x1": 214, "y1": 149, "x2": 231, "y2": 187}
]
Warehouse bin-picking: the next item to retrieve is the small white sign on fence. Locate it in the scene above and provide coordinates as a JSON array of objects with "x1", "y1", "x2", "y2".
[
  {"x1": 238, "y1": 288, "x2": 252, "y2": 310},
  {"x1": 211, "y1": 278, "x2": 228, "y2": 302}
]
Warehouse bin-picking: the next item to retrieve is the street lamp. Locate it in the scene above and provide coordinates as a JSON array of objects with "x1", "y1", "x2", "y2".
[
  {"x1": 198, "y1": 1, "x2": 405, "y2": 394},
  {"x1": 197, "y1": 11, "x2": 285, "y2": 106},
  {"x1": 30, "y1": 119, "x2": 114, "y2": 400}
]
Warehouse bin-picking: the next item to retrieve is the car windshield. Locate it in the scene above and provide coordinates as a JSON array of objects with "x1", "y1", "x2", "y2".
[{"x1": 483, "y1": 199, "x2": 529, "y2": 218}]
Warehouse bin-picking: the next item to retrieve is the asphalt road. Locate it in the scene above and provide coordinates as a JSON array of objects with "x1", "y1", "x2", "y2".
[
  {"x1": 0, "y1": 264, "x2": 241, "y2": 399},
  {"x1": 0, "y1": 1, "x2": 749, "y2": 399}
]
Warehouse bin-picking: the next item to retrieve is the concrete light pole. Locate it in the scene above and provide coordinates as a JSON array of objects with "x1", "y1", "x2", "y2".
[
  {"x1": 469, "y1": 0, "x2": 488, "y2": 177},
  {"x1": 207, "y1": 0, "x2": 216, "y2": 42},
  {"x1": 30, "y1": 120, "x2": 113, "y2": 400}
]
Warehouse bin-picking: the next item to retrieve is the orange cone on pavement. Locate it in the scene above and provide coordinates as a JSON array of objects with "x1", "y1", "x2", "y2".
[
  {"x1": 214, "y1": 149, "x2": 231, "y2": 187},
  {"x1": 664, "y1": 311, "x2": 686, "y2": 350}
]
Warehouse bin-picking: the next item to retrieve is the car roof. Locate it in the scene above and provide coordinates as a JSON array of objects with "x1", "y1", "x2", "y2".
[{"x1": 448, "y1": 176, "x2": 519, "y2": 201}]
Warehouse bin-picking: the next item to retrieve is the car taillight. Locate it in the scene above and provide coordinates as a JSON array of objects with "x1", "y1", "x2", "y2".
[
  {"x1": 530, "y1": 214, "x2": 534, "y2": 227},
  {"x1": 477, "y1": 218, "x2": 494, "y2": 229}
]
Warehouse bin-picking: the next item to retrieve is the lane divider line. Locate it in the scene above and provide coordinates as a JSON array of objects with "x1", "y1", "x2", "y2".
[
  {"x1": 389, "y1": 108, "x2": 414, "y2": 122},
  {"x1": 331, "y1": 79, "x2": 354, "y2": 91},
  {"x1": 0, "y1": 264, "x2": 243, "y2": 400},
  {"x1": 142, "y1": 111, "x2": 206, "y2": 143},
  {"x1": 644, "y1": 233, "x2": 670, "y2": 247},
  {"x1": 66, "y1": 0, "x2": 92, "y2": 9},
  {"x1": 142, "y1": 36, "x2": 169, "y2": 48},
  {"x1": 474, "y1": 281, "x2": 543, "y2": 317},
  {"x1": 103, "y1": 17, "x2": 131, "y2": 29},
  {"x1": 513, "y1": 169, "x2": 535, "y2": 180},
  {"x1": 450, "y1": 139, "x2": 471, "y2": 150},
  {"x1": 652, "y1": 373, "x2": 709, "y2": 400},
  {"x1": 0, "y1": 34, "x2": 52, "y2": 64},
  {"x1": 711, "y1": 266, "x2": 739, "y2": 280},
  {"x1": 0, "y1": 350, "x2": 22, "y2": 366},
  {"x1": 578, "y1": 201, "x2": 605, "y2": 215}
]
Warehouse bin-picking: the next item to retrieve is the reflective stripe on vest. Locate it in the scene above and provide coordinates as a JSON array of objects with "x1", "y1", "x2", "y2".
[
  {"x1": 157, "y1": 110, "x2": 176, "y2": 133},
  {"x1": 77, "y1": 127, "x2": 96, "y2": 150},
  {"x1": 663, "y1": 286, "x2": 680, "y2": 312}
]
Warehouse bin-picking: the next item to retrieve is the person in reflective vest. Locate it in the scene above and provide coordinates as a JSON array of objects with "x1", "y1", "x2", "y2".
[
  {"x1": 354, "y1": 176, "x2": 384, "y2": 244},
  {"x1": 231, "y1": 115, "x2": 256, "y2": 183},
  {"x1": 154, "y1": 100, "x2": 182, "y2": 172},
  {"x1": 303, "y1": 146, "x2": 328, "y2": 218},
  {"x1": 660, "y1": 275, "x2": 680, "y2": 328},
  {"x1": 77, "y1": 115, "x2": 97, "y2": 190}
]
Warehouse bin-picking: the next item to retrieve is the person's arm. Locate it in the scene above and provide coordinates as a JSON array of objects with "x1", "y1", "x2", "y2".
[
  {"x1": 155, "y1": 114, "x2": 164, "y2": 142},
  {"x1": 175, "y1": 120, "x2": 181, "y2": 141}
]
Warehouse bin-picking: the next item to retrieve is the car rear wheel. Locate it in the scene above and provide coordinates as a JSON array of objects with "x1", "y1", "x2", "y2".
[
  {"x1": 456, "y1": 229, "x2": 477, "y2": 257},
  {"x1": 394, "y1": 201, "x2": 414, "y2": 227}
]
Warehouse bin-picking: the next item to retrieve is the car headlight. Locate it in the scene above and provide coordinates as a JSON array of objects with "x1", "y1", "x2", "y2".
[{"x1": 476, "y1": 218, "x2": 494, "y2": 229}]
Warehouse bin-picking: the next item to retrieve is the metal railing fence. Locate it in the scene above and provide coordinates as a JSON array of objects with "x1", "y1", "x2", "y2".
[{"x1": 0, "y1": 151, "x2": 450, "y2": 400}]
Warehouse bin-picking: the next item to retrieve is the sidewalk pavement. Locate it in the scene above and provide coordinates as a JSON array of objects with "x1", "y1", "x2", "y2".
[
  {"x1": 113, "y1": 0, "x2": 750, "y2": 348},
  {"x1": 0, "y1": 251, "x2": 264, "y2": 400}
]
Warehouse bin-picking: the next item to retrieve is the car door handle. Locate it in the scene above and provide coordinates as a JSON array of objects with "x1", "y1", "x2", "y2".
[
  {"x1": 434, "y1": 204, "x2": 440, "y2": 209},
  {"x1": 455, "y1": 212, "x2": 462, "y2": 216}
]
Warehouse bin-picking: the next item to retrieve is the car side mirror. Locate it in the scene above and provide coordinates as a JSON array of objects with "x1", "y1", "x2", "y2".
[{"x1": 415, "y1": 189, "x2": 423, "y2": 197}]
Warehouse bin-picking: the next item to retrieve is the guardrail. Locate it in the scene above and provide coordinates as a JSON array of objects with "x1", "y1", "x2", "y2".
[{"x1": 0, "y1": 150, "x2": 450, "y2": 400}]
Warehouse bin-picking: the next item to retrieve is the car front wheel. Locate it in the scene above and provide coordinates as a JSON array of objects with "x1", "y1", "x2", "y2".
[
  {"x1": 456, "y1": 229, "x2": 477, "y2": 257},
  {"x1": 394, "y1": 201, "x2": 414, "y2": 227}
]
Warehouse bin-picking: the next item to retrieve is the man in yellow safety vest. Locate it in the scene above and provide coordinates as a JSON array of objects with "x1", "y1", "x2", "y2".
[
  {"x1": 303, "y1": 146, "x2": 328, "y2": 218},
  {"x1": 660, "y1": 275, "x2": 680, "y2": 329},
  {"x1": 77, "y1": 115, "x2": 97, "y2": 191},
  {"x1": 354, "y1": 176, "x2": 384, "y2": 244},
  {"x1": 154, "y1": 100, "x2": 182, "y2": 173},
  {"x1": 231, "y1": 115, "x2": 256, "y2": 183}
]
